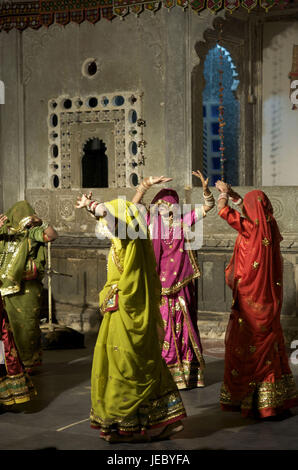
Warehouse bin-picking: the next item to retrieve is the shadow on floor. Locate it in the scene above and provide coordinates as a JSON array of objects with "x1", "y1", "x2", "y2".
[
  {"x1": 8, "y1": 334, "x2": 98, "y2": 415},
  {"x1": 203, "y1": 358, "x2": 225, "y2": 387},
  {"x1": 175, "y1": 403, "x2": 259, "y2": 441}
]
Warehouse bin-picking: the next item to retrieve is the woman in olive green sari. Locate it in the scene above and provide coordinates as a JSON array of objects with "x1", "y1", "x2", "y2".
[
  {"x1": 76, "y1": 195, "x2": 186, "y2": 443},
  {"x1": 0, "y1": 201, "x2": 58, "y2": 373}
]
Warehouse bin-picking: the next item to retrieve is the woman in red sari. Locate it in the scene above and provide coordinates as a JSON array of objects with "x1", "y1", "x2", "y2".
[{"x1": 215, "y1": 181, "x2": 298, "y2": 418}]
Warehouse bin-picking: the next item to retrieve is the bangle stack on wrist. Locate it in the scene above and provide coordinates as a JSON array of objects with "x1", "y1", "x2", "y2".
[
  {"x1": 203, "y1": 191, "x2": 215, "y2": 208},
  {"x1": 231, "y1": 197, "x2": 243, "y2": 206},
  {"x1": 218, "y1": 192, "x2": 228, "y2": 201},
  {"x1": 136, "y1": 177, "x2": 153, "y2": 195},
  {"x1": 87, "y1": 200, "x2": 99, "y2": 213}
]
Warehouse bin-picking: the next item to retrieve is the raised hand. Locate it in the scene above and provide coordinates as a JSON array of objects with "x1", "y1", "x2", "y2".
[
  {"x1": 76, "y1": 191, "x2": 93, "y2": 209},
  {"x1": 150, "y1": 176, "x2": 173, "y2": 186},
  {"x1": 215, "y1": 180, "x2": 230, "y2": 193},
  {"x1": 0, "y1": 214, "x2": 7, "y2": 228},
  {"x1": 192, "y1": 170, "x2": 209, "y2": 191}
]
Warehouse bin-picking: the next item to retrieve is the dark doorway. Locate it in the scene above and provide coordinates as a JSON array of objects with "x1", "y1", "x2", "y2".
[{"x1": 82, "y1": 138, "x2": 108, "y2": 188}]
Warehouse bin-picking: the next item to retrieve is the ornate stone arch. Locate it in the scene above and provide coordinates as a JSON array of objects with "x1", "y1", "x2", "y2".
[{"x1": 191, "y1": 15, "x2": 263, "y2": 187}]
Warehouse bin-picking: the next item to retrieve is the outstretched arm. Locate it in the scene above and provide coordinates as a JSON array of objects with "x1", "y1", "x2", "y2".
[
  {"x1": 192, "y1": 170, "x2": 215, "y2": 213},
  {"x1": 26, "y1": 215, "x2": 58, "y2": 242},
  {"x1": 131, "y1": 176, "x2": 173, "y2": 205},
  {"x1": 75, "y1": 191, "x2": 107, "y2": 217}
]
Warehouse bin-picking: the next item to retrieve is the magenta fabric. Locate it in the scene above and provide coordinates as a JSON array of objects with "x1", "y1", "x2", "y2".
[
  {"x1": 160, "y1": 283, "x2": 203, "y2": 363},
  {"x1": 147, "y1": 189, "x2": 199, "y2": 292},
  {"x1": 147, "y1": 189, "x2": 204, "y2": 388}
]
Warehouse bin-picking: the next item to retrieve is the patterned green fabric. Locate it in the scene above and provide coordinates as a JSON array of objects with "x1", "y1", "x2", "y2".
[
  {"x1": 0, "y1": 372, "x2": 36, "y2": 406},
  {"x1": 3, "y1": 280, "x2": 43, "y2": 369},
  {"x1": 90, "y1": 199, "x2": 186, "y2": 433},
  {"x1": 0, "y1": 201, "x2": 47, "y2": 369}
]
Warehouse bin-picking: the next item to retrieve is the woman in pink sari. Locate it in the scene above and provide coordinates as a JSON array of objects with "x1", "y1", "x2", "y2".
[{"x1": 132, "y1": 171, "x2": 215, "y2": 389}]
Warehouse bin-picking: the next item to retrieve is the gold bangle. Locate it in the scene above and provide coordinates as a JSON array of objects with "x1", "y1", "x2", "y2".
[
  {"x1": 142, "y1": 179, "x2": 151, "y2": 189},
  {"x1": 136, "y1": 185, "x2": 146, "y2": 194}
]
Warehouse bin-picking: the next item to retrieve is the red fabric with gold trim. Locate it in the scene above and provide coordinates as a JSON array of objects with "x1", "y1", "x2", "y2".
[{"x1": 219, "y1": 190, "x2": 293, "y2": 405}]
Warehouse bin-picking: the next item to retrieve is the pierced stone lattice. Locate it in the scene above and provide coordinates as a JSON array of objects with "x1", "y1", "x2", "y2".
[{"x1": 48, "y1": 92, "x2": 144, "y2": 190}]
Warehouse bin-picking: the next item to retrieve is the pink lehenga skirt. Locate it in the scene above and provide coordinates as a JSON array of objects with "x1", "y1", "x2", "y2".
[
  {"x1": 160, "y1": 282, "x2": 205, "y2": 390},
  {"x1": 0, "y1": 303, "x2": 36, "y2": 406}
]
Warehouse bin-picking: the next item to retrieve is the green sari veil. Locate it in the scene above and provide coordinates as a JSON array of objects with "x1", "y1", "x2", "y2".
[{"x1": 0, "y1": 201, "x2": 46, "y2": 296}]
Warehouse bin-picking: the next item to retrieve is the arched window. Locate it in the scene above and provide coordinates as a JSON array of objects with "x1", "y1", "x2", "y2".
[
  {"x1": 202, "y1": 45, "x2": 240, "y2": 186},
  {"x1": 82, "y1": 138, "x2": 108, "y2": 188}
]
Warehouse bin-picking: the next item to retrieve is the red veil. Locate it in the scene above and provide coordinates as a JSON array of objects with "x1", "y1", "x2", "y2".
[
  {"x1": 222, "y1": 190, "x2": 293, "y2": 409},
  {"x1": 226, "y1": 190, "x2": 283, "y2": 305}
]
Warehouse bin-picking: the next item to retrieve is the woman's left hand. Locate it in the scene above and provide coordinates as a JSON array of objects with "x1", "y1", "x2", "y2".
[{"x1": 192, "y1": 170, "x2": 209, "y2": 191}]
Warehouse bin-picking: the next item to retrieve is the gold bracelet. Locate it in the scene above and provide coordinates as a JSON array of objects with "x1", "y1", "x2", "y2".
[
  {"x1": 136, "y1": 185, "x2": 146, "y2": 194},
  {"x1": 142, "y1": 178, "x2": 151, "y2": 189}
]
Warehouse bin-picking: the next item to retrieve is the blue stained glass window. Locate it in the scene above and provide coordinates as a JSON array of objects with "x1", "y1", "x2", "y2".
[
  {"x1": 113, "y1": 95, "x2": 125, "y2": 106},
  {"x1": 211, "y1": 105, "x2": 219, "y2": 117},
  {"x1": 211, "y1": 122, "x2": 219, "y2": 135},
  {"x1": 203, "y1": 105, "x2": 206, "y2": 118},
  {"x1": 202, "y1": 45, "x2": 240, "y2": 185},
  {"x1": 211, "y1": 174, "x2": 221, "y2": 186},
  {"x1": 212, "y1": 139, "x2": 220, "y2": 152},
  {"x1": 212, "y1": 157, "x2": 220, "y2": 170}
]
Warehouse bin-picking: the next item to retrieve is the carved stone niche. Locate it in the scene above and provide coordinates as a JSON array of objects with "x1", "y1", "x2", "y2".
[
  {"x1": 70, "y1": 122, "x2": 115, "y2": 189},
  {"x1": 47, "y1": 92, "x2": 144, "y2": 191},
  {"x1": 192, "y1": 14, "x2": 263, "y2": 187}
]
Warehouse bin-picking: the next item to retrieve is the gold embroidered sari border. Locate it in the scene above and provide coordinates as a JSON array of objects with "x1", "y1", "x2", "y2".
[{"x1": 161, "y1": 272, "x2": 200, "y2": 296}]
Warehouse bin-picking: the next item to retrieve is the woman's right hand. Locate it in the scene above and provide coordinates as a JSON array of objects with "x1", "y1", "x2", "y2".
[
  {"x1": 76, "y1": 192, "x2": 93, "y2": 209},
  {"x1": 149, "y1": 176, "x2": 173, "y2": 186},
  {"x1": 0, "y1": 214, "x2": 7, "y2": 228}
]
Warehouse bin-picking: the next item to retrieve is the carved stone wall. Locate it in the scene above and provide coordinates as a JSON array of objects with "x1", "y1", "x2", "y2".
[
  {"x1": 26, "y1": 185, "x2": 298, "y2": 344},
  {"x1": 48, "y1": 92, "x2": 144, "y2": 190},
  {"x1": 0, "y1": 10, "x2": 297, "y2": 343}
]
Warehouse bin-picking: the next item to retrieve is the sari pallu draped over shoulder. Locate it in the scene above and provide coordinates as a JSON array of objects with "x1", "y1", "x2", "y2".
[
  {"x1": 219, "y1": 190, "x2": 298, "y2": 417},
  {"x1": 0, "y1": 201, "x2": 46, "y2": 296},
  {"x1": 90, "y1": 199, "x2": 186, "y2": 436}
]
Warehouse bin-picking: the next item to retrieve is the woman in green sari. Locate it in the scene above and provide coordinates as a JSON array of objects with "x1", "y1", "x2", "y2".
[
  {"x1": 76, "y1": 195, "x2": 186, "y2": 443},
  {"x1": 0, "y1": 201, "x2": 58, "y2": 373}
]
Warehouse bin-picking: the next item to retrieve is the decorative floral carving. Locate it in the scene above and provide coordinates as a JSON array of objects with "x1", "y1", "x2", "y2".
[
  {"x1": 59, "y1": 198, "x2": 75, "y2": 221},
  {"x1": 33, "y1": 199, "x2": 50, "y2": 220}
]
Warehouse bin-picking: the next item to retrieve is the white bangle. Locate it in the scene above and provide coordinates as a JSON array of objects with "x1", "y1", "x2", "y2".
[
  {"x1": 205, "y1": 199, "x2": 215, "y2": 207},
  {"x1": 203, "y1": 192, "x2": 214, "y2": 199},
  {"x1": 231, "y1": 197, "x2": 243, "y2": 206},
  {"x1": 218, "y1": 192, "x2": 228, "y2": 201}
]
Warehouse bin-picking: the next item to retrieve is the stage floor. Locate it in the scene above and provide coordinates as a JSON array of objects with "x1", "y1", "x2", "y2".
[{"x1": 1, "y1": 334, "x2": 298, "y2": 451}]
